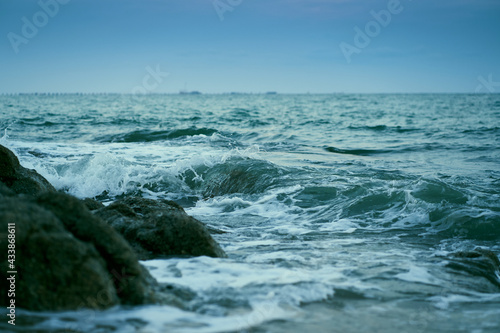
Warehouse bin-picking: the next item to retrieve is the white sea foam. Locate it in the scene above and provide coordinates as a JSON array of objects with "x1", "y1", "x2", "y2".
[
  {"x1": 143, "y1": 257, "x2": 317, "y2": 290},
  {"x1": 395, "y1": 265, "x2": 439, "y2": 285},
  {"x1": 245, "y1": 251, "x2": 308, "y2": 264},
  {"x1": 27, "y1": 304, "x2": 296, "y2": 333},
  {"x1": 429, "y1": 292, "x2": 500, "y2": 310},
  {"x1": 187, "y1": 186, "x2": 304, "y2": 226},
  {"x1": 318, "y1": 218, "x2": 359, "y2": 234},
  {"x1": 131, "y1": 257, "x2": 343, "y2": 331},
  {"x1": 0, "y1": 138, "x2": 269, "y2": 199}
]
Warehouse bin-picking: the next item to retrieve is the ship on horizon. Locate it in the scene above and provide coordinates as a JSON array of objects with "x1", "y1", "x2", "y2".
[{"x1": 179, "y1": 90, "x2": 202, "y2": 95}]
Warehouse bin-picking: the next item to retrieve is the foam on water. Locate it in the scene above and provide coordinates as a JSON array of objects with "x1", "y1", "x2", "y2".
[
  {"x1": 429, "y1": 292, "x2": 500, "y2": 310},
  {"x1": 19, "y1": 304, "x2": 296, "y2": 333},
  {"x1": 0, "y1": 136, "x2": 267, "y2": 201},
  {"x1": 395, "y1": 265, "x2": 439, "y2": 285}
]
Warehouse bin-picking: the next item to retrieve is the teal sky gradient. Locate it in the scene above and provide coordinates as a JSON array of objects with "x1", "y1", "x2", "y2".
[{"x1": 1, "y1": 0, "x2": 499, "y2": 93}]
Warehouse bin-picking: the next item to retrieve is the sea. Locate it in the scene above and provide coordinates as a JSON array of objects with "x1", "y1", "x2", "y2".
[{"x1": 1, "y1": 93, "x2": 499, "y2": 333}]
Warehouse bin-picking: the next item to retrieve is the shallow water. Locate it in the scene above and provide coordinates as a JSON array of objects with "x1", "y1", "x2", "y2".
[{"x1": 1, "y1": 93, "x2": 500, "y2": 332}]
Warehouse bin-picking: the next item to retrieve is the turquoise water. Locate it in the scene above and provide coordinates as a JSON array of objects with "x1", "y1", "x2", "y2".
[{"x1": 1, "y1": 94, "x2": 499, "y2": 332}]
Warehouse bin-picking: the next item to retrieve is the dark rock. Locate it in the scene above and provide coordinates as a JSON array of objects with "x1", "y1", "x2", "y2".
[
  {"x1": 35, "y1": 192, "x2": 155, "y2": 306},
  {"x1": 0, "y1": 144, "x2": 20, "y2": 178},
  {"x1": 95, "y1": 197, "x2": 227, "y2": 260},
  {"x1": 0, "y1": 194, "x2": 118, "y2": 310},
  {"x1": 0, "y1": 190, "x2": 170, "y2": 311},
  {"x1": 0, "y1": 182, "x2": 15, "y2": 197},
  {"x1": 0, "y1": 144, "x2": 56, "y2": 196},
  {"x1": 82, "y1": 197, "x2": 105, "y2": 211}
]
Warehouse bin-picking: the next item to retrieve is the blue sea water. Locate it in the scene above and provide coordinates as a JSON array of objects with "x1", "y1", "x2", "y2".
[{"x1": 1, "y1": 93, "x2": 500, "y2": 332}]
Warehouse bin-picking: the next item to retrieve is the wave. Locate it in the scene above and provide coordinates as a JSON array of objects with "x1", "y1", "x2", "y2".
[
  {"x1": 347, "y1": 125, "x2": 420, "y2": 133},
  {"x1": 323, "y1": 143, "x2": 458, "y2": 156},
  {"x1": 98, "y1": 127, "x2": 218, "y2": 143},
  {"x1": 412, "y1": 179, "x2": 468, "y2": 205},
  {"x1": 181, "y1": 157, "x2": 289, "y2": 197},
  {"x1": 295, "y1": 176, "x2": 499, "y2": 239},
  {"x1": 19, "y1": 120, "x2": 60, "y2": 127},
  {"x1": 16, "y1": 116, "x2": 63, "y2": 127},
  {"x1": 324, "y1": 146, "x2": 392, "y2": 156},
  {"x1": 429, "y1": 208, "x2": 500, "y2": 241},
  {"x1": 461, "y1": 126, "x2": 500, "y2": 135},
  {"x1": 11, "y1": 141, "x2": 276, "y2": 201},
  {"x1": 444, "y1": 248, "x2": 500, "y2": 292}
]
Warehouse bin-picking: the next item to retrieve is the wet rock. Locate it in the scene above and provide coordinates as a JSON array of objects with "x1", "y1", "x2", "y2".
[
  {"x1": 94, "y1": 197, "x2": 227, "y2": 260},
  {"x1": 0, "y1": 194, "x2": 117, "y2": 310},
  {"x1": 35, "y1": 192, "x2": 155, "y2": 306},
  {"x1": 0, "y1": 182, "x2": 15, "y2": 197},
  {"x1": 82, "y1": 197, "x2": 105, "y2": 211},
  {"x1": 0, "y1": 144, "x2": 20, "y2": 177},
  {"x1": 0, "y1": 144, "x2": 56, "y2": 196},
  {"x1": 0, "y1": 190, "x2": 161, "y2": 311}
]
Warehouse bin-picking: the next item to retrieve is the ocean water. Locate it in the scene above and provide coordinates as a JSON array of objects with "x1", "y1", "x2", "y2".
[{"x1": 1, "y1": 93, "x2": 500, "y2": 333}]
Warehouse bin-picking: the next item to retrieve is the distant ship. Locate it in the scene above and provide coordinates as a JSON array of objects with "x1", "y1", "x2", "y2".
[
  {"x1": 179, "y1": 90, "x2": 202, "y2": 95},
  {"x1": 179, "y1": 82, "x2": 201, "y2": 95},
  {"x1": 265, "y1": 91, "x2": 277, "y2": 95}
]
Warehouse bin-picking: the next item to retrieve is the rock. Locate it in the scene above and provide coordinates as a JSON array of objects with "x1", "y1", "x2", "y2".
[
  {"x1": 0, "y1": 190, "x2": 161, "y2": 311},
  {"x1": 0, "y1": 144, "x2": 56, "y2": 196},
  {"x1": 0, "y1": 144, "x2": 20, "y2": 177},
  {"x1": 94, "y1": 197, "x2": 227, "y2": 260},
  {"x1": 82, "y1": 197, "x2": 105, "y2": 211},
  {"x1": 35, "y1": 192, "x2": 155, "y2": 306},
  {"x1": 0, "y1": 182, "x2": 15, "y2": 197},
  {"x1": 1, "y1": 194, "x2": 116, "y2": 310}
]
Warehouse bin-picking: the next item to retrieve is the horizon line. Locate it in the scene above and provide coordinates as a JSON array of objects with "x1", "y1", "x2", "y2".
[{"x1": 0, "y1": 92, "x2": 496, "y2": 95}]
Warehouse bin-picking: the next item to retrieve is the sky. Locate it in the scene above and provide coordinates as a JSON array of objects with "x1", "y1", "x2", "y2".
[{"x1": 0, "y1": 0, "x2": 499, "y2": 94}]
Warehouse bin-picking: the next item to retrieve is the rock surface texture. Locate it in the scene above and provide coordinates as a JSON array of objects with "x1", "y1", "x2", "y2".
[
  {"x1": 0, "y1": 185, "x2": 156, "y2": 310},
  {"x1": 95, "y1": 197, "x2": 227, "y2": 260}
]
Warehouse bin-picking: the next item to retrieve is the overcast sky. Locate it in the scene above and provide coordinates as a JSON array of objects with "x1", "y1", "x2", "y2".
[{"x1": 1, "y1": 0, "x2": 499, "y2": 93}]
